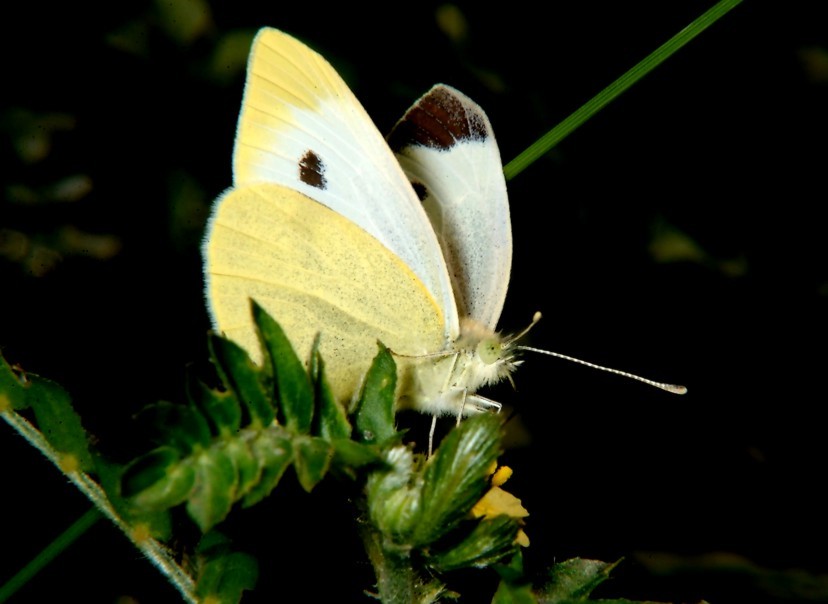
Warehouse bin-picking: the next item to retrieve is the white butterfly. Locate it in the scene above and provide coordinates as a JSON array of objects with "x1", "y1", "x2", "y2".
[{"x1": 202, "y1": 28, "x2": 684, "y2": 424}]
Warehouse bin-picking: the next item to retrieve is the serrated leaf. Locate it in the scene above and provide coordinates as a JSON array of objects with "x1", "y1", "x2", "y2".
[
  {"x1": 242, "y1": 431, "x2": 292, "y2": 507},
  {"x1": 195, "y1": 532, "x2": 258, "y2": 604},
  {"x1": 0, "y1": 353, "x2": 28, "y2": 411},
  {"x1": 13, "y1": 371, "x2": 95, "y2": 471},
  {"x1": 353, "y1": 344, "x2": 397, "y2": 445},
  {"x1": 209, "y1": 333, "x2": 274, "y2": 429},
  {"x1": 293, "y1": 435, "x2": 333, "y2": 492},
  {"x1": 539, "y1": 558, "x2": 622, "y2": 603},
  {"x1": 252, "y1": 302, "x2": 313, "y2": 434},
  {"x1": 187, "y1": 368, "x2": 241, "y2": 435},
  {"x1": 310, "y1": 335, "x2": 351, "y2": 439},
  {"x1": 121, "y1": 446, "x2": 197, "y2": 510},
  {"x1": 187, "y1": 447, "x2": 238, "y2": 531},
  {"x1": 138, "y1": 401, "x2": 212, "y2": 454},
  {"x1": 224, "y1": 436, "x2": 261, "y2": 499},
  {"x1": 427, "y1": 515, "x2": 521, "y2": 572},
  {"x1": 411, "y1": 414, "x2": 502, "y2": 546},
  {"x1": 96, "y1": 455, "x2": 173, "y2": 541}
]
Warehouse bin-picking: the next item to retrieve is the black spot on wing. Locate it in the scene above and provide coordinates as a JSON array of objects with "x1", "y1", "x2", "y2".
[
  {"x1": 388, "y1": 85, "x2": 488, "y2": 152},
  {"x1": 299, "y1": 150, "x2": 327, "y2": 189},
  {"x1": 411, "y1": 181, "x2": 428, "y2": 202}
]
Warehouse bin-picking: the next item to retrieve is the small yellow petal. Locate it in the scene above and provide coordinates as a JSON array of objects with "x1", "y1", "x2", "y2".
[
  {"x1": 471, "y1": 486, "x2": 529, "y2": 519},
  {"x1": 515, "y1": 529, "x2": 530, "y2": 547},
  {"x1": 491, "y1": 465, "x2": 512, "y2": 487}
]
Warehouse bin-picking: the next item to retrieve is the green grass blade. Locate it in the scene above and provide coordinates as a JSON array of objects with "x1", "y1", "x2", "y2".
[
  {"x1": 503, "y1": 0, "x2": 744, "y2": 181},
  {"x1": 0, "y1": 508, "x2": 101, "y2": 603}
]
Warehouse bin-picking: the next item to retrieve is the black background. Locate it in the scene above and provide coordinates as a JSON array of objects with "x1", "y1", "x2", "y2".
[{"x1": 3, "y1": 2, "x2": 828, "y2": 602}]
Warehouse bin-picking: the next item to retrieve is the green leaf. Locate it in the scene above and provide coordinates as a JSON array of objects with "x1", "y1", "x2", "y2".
[
  {"x1": 330, "y1": 438, "x2": 384, "y2": 475},
  {"x1": 310, "y1": 335, "x2": 351, "y2": 440},
  {"x1": 196, "y1": 550, "x2": 258, "y2": 604},
  {"x1": 209, "y1": 333, "x2": 274, "y2": 429},
  {"x1": 25, "y1": 375, "x2": 89, "y2": 467},
  {"x1": 96, "y1": 455, "x2": 172, "y2": 541},
  {"x1": 187, "y1": 368, "x2": 241, "y2": 435},
  {"x1": 138, "y1": 401, "x2": 211, "y2": 454},
  {"x1": 187, "y1": 447, "x2": 238, "y2": 531},
  {"x1": 121, "y1": 446, "x2": 196, "y2": 510},
  {"x1": 242, "y1": 431, "x2": 293, "y2": 507},
  {"x1": 353, "y1": 344, "x2": 397, "y2": 445},
  {"x1": 0, "y1": 353, "x2": 28, "y2": 411},
  {"x1": 366, "y1": 445, "x2": 422, "y2": 542},
  {"x1": 427, "y1": 515, "x2": 521, "y2": 572},
  {"x1": 493, "y1": 552, "x2": 537, "y2": 604},
  {"x1": 0, "y1": 356, "x2": 92, "y2": 469},
  {"x1": 538, "y1": 558, "x2": 622, "y2": 603},
  {"x1": 224, "y1": 436, "x2": 261, "y2": 500},
  {"x1": 293, "y1": 434, "x2": 333, "y2": 492},
  {"x1": 411, "y1": 414, "x2": 502, "y2": 546},
  {"x1": 493, "y1": 583, "x2": 538, "y2": 604},
  {"x1": 252, "y1": 302, "x2": 314, "y2": 433},
  {"x1": 195, "y1": 532, "x2": 258, "y2": 604}
]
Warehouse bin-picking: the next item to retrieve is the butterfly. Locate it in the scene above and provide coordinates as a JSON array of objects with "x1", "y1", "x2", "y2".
[{"x1": 202, "y1": 28, "x2": 685, "y2": 423}]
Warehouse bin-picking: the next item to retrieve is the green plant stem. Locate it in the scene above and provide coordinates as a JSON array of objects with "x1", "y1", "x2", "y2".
[
  {"x1": 361, "y1": 524, "x2": 450, "y2": 604},
  {"x1": 1, "y1": 410, "x2": 198, "y2": 603},
  {"x1": 0, "y1": 508, "x2": 100, "y2": 603},
  {"x1": 503, "y1": 0, "x2": 744, "y2": 181},
  {"x1": 377, "y1": 547, "x2": 418, "y2": 604},
  {"x1": 361, "y1": 524, "x2": 425, "y2": 604}
]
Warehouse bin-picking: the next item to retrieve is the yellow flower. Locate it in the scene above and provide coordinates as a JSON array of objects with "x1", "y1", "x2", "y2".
[{"x1": 471, "y1": 464, "x2": 530, "y2": 546}]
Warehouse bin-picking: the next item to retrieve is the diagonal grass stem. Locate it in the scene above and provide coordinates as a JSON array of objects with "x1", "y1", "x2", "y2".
[{"x1": 503, "y1": 0, "x2": 743, "y2": 181}]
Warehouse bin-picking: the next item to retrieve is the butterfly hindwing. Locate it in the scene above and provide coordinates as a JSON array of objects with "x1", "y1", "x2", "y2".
[{"x1": 204, "y1": 183, "x2": 447, "y2": 404}]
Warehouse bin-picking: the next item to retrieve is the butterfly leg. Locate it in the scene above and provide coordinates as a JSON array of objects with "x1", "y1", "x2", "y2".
[
  {"x1": 465, "y1": 393, "x2": 502, "y2": 413},
  {"x1": 428, "y1": 414, "x2": 438, "y2": 457},
  {"x1": 457, "y1": 389, "x2": 470, "y2": 426}
]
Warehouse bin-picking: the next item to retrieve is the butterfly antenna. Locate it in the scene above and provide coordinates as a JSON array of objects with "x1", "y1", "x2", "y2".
[
  {"x1": 503, "y1": 311, "x2": 543, "y2": 347},
  {"x1": 510, "y1": 311, "x2": 686, "y2": 395},
  {"x1": 517, "y1": 344, "x2": 687, "y2": 394}
]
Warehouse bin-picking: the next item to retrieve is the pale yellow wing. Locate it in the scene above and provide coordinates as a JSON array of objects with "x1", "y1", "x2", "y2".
[
  {"x1": 203, "y1": 183, "x2": 446, "y2": 404},
  {"x1": 232, "y1": 28, "x2": 458, "y2": 339}
]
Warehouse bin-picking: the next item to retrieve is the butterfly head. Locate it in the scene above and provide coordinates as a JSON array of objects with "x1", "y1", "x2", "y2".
[{"x1": 455, "y1": 317, "x2": 523, "y2": 391}]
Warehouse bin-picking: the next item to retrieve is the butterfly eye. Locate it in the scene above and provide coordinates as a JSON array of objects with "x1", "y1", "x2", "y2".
[{"x1": 477, "y1": 337, "x2": 502, "y2": 365}]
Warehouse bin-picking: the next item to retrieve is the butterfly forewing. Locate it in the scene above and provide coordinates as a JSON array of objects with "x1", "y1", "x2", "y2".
[{"x1": 233, "y1": 28, "x2": 459, "y2": 338}]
